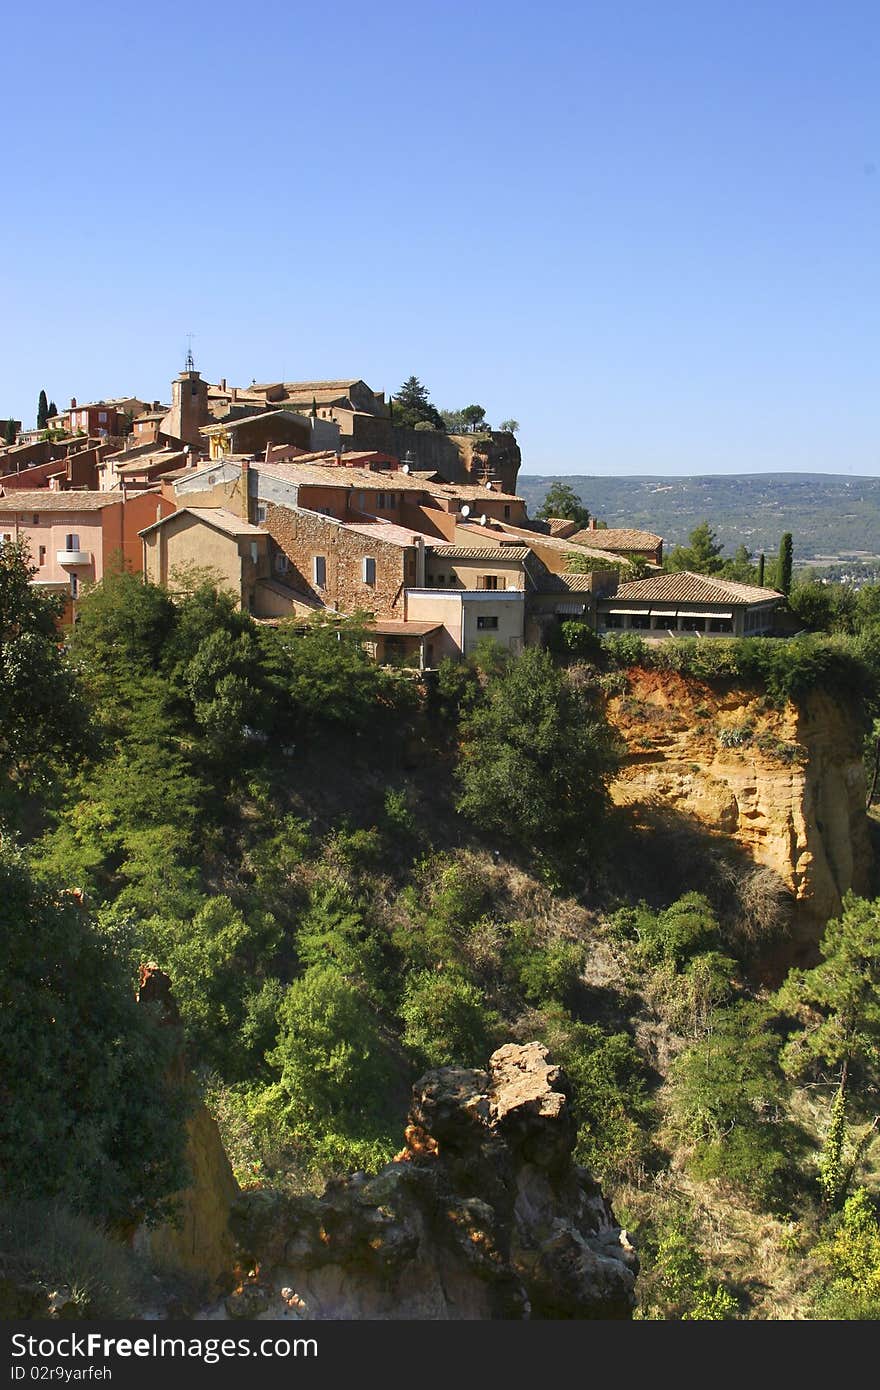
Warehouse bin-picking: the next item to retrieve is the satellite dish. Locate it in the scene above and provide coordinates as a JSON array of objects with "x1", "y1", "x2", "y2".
[
  {"x1": 484, "y1": 481, "x2": 493, "y2": 490},
  {"x1": 461, "y1": 503, "x2": 471, "y2": 517},
  {"x1": 401, "y1": 463, "x2": 410, "y2": 474},
  {"x1": 479, "y1": 514, "x2": 488, "y2": 526}
]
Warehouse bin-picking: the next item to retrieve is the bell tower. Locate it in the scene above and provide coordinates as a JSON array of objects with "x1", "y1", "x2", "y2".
[{"x1": 164, "y1": 345, "x2": 209, "y2": 447}]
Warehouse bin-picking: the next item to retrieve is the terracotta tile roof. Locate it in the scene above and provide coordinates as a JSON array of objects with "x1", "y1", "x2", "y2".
[
  {"x1": 261, "y1": 461, "x2": 431, "y2": 492},
  {"x1": 546, "y1": 518, "x2": 580, "y2": 537},
  {"x1": 568, "y1": 527, "x2": 663, "y2": 549},
  {"x1": 431, "y1": 545, "x2": 531, "y2": 561},
  {"x1": 343, "y1": 520, "x2": 439, "y2": 547},
  {"x1": 612, "y1": 571, "x2": 782, "y2": 604},
  {"x1": 202, "y1": 409, "x2": 309, "y2": 435},
  {"x1": 116, "y1": 450, "x2": 186, "y2": 476},
  {"x1": 0, "y1": 489, "x2": 124, "y2": 511},
  {"x1": 366, "y1": 619, "x2": 443, "y2": 637},
  {"x1": 529, "y1": 572, "x2": 600, "y2": 593},
  {"x1": 254, "y1": 379, "x2": 363, "y2": 393},
  {"x1": 428, "y1": 482, "x2": 524, "y2": 503},
  {"x1": 489, "y1": 523, "x2": 625, "y2": 566},
  {"x1": 138, "y1": 506, "x2": 265, "y2": 539}
]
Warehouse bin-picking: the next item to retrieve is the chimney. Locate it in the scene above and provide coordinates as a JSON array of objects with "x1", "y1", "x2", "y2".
[
  {"x1": 220, "y1": 378, "x2": 227, "y2": 392},
  {"x1": 231, "y1": 387, "x2": 238, "y2": 402},
  {"x1": 70, "y1": 397, "x2": 77, "y2": 409},
  {"x1": 241, "y1": 457, "x2": 250, "y2": 522},
  {"x1": 589, "y1": 518, "x2": 596, "y2": 530}
]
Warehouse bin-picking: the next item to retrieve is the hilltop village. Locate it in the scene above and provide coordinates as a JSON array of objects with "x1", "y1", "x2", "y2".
[
  {"x1": 0, "y1": 363, "x2": 783, "y2": 658},
  {"x1": 4, "y1": 365, "x2": 880, "y2": 1326}
]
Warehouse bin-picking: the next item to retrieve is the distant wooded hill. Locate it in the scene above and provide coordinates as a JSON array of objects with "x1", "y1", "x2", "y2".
[{"x1": 516, "y1": 473, "x2": 880, "y2": 562}]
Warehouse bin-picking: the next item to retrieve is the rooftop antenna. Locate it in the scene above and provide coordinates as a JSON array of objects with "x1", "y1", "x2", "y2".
[{"x1": 184, "y1": 332, "x2": 196, "y2": 372}]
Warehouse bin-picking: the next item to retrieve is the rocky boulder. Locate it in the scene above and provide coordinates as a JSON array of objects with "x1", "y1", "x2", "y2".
[{"x1": 219, "y1": 1042, "x2": 637, "y2": 1320}]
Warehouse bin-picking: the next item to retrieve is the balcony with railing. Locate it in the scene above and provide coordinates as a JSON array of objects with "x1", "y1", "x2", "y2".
[{"x1": 56, "y1": 548, "x2": 92, "y2": 567}]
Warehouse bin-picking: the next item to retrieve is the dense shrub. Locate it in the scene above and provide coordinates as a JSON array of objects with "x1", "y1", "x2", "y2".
[{"x1": 0, "y1": 847, "x2": 188, "y2": 1224}]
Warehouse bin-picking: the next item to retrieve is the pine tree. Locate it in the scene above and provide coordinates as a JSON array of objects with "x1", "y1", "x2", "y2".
[
  {"x1": 36, "y1": 390, "x2": 49, "y2": 431},
  {"x1": 667, "y1": 521, "x2": 725, "y2": 575},
  {"x1": 778, "y1": 533, "x2": 793, "y2": 598},
  {"x1": 391, "y1": 377, "x2": 444, "y2": 430}
]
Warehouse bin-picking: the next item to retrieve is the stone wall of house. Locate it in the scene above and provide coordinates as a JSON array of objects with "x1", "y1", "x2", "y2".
[{"x1": 264, "y1": 504, "x2": 414, "y2": 616}]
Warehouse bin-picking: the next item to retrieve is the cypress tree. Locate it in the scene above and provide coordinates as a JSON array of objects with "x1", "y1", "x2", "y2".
[
  {"x1": 47, "y1": 400, "x2": 58, "y2": 421},
  {"x1": 757, "y1": 553, "x2": 765, "y2": 587},
  {"x1": 3, "y1": 418, "x2": 15, "y2": 445},
  {"x1": 36, "y1": 390, "x2": 49, "y2": 430},
  {"x1": 778, "y1": 533, "x2": 793, "y2": 598}
]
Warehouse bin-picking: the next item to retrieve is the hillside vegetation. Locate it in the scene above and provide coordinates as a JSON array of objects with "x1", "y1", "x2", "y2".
[{"x1": 3, "y1": 540, "x2": 880, "y2": 1318}]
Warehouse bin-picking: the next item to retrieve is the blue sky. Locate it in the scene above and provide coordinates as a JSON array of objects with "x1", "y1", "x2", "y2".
[{"x1": 3, "y1": 1, "x2": 878, "y2": 475}]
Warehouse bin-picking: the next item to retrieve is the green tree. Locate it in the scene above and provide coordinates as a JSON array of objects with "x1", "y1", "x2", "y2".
[
  {"x1": 461, "y1": 404, "x2": 488, "y2": 433},
  {"x1": 670, "y1": 1001, "x2": 796, "y2": 1205},
  {"x1": 391, "y1": 376, "x2": 444, "y2": 431},
  {"x1": 440, "y1": 408, "x2": 468, "y2": 433},
  {"x1": 47, "y1": 400, "x2": 58, "y2": 421},
  {"x1": 720, "y1": 545, "x2": 757, "y2": 584},
  {"x1": 0, "y1": 846, "x2": 188, "y2": 1224},
  {"x1": 778, "y1": 532, "x2": 794, "y2": 598},
  {"x1": 141, "y1": 895, "x2": 283, "y2": 1078},
  {"x1": 536, "y1": 483, "x2": 590, "y2": 528},
  {"x1": 37, "y1": 389, "x2": 49, "y2": 430},
  {"x1": 812, "y1": 1188, "x2": 880, "y2": 1318},
  {"x1": 776, "y1": 893, "x2": 880, "y2": 1205},
  {"x1": 0, "y1": 538, "x2": 86, "y2": 820},
  {"x1": 3, "y1": 418, "x2": 15, "y2": 444},
  {"x1": 455, "y1": 647, "x2": 618, "y2": 880},
  {"x1": 266, "y1": 963, "x2": 397, "y2": 1168},
  {"x1": 667, "y1": 521, "x2": 725, "y2": 575},
  {"x1": 499, "y1": 418, "x2": 520, "y2": 434},
  {"x1": 787, "y1": 581, "x2": 834, "y2": 632},
  {"x1": 400, "y1": 968, "x2": 494, "y2": 1066}
]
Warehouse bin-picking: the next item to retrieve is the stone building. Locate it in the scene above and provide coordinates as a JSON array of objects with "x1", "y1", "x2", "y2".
[
  {"x1": 597, "y1": 571, "x2": 782, "y2": 636},
  {"x1": 0, "y1": 488, "x2": 173, "y2": 601}
]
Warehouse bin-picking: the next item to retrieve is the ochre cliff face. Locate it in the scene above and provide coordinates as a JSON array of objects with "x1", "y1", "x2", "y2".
[{"x1": 605, "y1": 668, "x2": 872, "y2": 926}]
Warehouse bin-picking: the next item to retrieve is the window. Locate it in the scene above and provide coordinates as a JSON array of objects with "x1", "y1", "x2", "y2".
[
  {"x1": 357, "y1": 492, "x2": 367, "y2": 512},
  {"x1": 38, "y1": 545, "x2": 46, "y2": 566},
  {"x1": 256, "y1": 502, "x2": 268, "y2": 523},
  {"x1": 504, "y1": 505, "x2": 511, "y2": 519},
  {"x1": 250, "y1": 541, "x2": 259, "y2": 565},
  {"x1": 437, "y1": 574, "x2": 445, "y2": 584},
  {"x1": 388, "y1": 492, "x2": 397, "y2": 509},
  {"x1": 377, "y1": 492, "x2": 386, "y2": 508},
  {"x1": 70, "y1": 574, "x2": 79, "y2": 599},
  {"x1": 477, "y1": 615, "x2": 499, "y2": 630},
  {"x1": 1, "y1": 533, "x2": 12, "y2": 544},
  {"x1": 275, "y1": 552, "x2": 288, "y2": 573},
  {"x1": 363, "y1": 556, "x2": 376, "y2": 586},
  {"x1": 98, "y1": 411, "x2": 107, "y2": 423},
  {"x1": 32, "y1": 514, "x2": 39, "y2": 525},
  {"x1": 480, "y1": 575, "x2": 499, "y2": 590},
  {"x1": 65, "y1": 533, "x2": 80, "y2": 551},
  {"x1": 313, "y1": 555, "x2": 327, "y2": 588}
]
